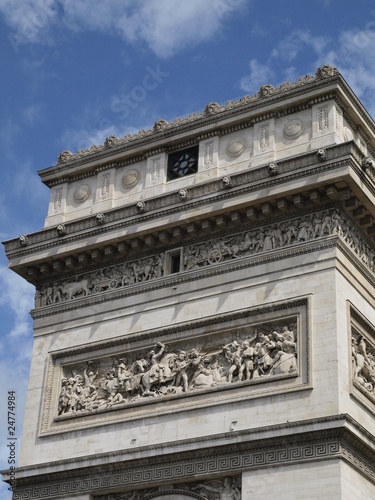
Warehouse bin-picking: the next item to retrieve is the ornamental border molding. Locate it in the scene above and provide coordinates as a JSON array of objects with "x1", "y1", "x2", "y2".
[
  {"x1": 5, "y1": 414, "x2": 371, "y2": 474},
  {"x1": 31, "y1": 237, "x2": 371, "y2": 321},
  {"x1": 5, "y1": 141, "x2": 366, "y2": 258},
  {"x1": 9, "y1": 425, "x2": 375, "y2": 499},
  {"x1": 51, "y1": 68, "x2": 337, "y2": 167},
  {"x1": 39, "y1": 297, "x2": 310, "y2": 435}
]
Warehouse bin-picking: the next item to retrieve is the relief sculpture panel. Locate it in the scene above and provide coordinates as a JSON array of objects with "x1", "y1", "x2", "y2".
[
  {"x1": 57, "y1": 320, "x2": 298, "y2": 417},
  {"x1": 351, "y1": 308, "x2": 375, "y2": 409},
  {"x1": 41, "y1": 298, "x2": 308, "y2": 434},
  {"x1": 35, "y1": 207, "x2": 375, "y2": 309}
]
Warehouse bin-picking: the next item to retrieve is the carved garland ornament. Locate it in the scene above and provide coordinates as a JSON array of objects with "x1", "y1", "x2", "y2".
[{"x1": 35, "y1": 207, "x2": 375, "y2": 308}]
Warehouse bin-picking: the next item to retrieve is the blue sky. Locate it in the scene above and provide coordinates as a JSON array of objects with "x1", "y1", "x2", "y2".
[{"x1": 1, "y1": 0, "x2": 375, "y2": 496}]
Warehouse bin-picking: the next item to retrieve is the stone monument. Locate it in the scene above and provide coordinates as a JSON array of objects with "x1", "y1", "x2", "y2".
[{"x1": 2, "y1": 66, "x2": 375, "y2": 498}]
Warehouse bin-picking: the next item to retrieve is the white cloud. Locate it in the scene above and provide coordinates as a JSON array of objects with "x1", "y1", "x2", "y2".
[
  {"x1": 239, "y1": 20, "x2": 375, "y2": 118},
  {"x1": 0, "y1": 0, "x2": 248, "y2": 58},
  {"x1": 0, "y1": 267, "x2": 32, "y2": 478},
  {"x1": 271, "y1": 30, "x2": 329, "y2": 62},
  {"x1": 22, "y1": 103, "x2": 44, "y2": 126},
  {"x1": 312, "y1": 26, "x2": 375, "y2": 118},
  {"x1": 0, "y1": 267, "x2": 34, "y2": 340},
  {"x1": 239, "y1": 59, "x2": 275, "y2": 93}
]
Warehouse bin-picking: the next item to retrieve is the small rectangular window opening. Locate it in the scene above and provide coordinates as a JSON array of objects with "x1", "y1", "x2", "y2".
[
  {"x1": 170, "y1": 253, "x2": 180, "y2": 274},
  {"x1": 166, "y1": 248, "x2": 182, "y2": 274}
]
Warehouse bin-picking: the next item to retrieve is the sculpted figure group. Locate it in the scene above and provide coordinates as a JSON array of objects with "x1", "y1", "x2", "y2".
[
  {"x1": 57, "y1": 325, "x2": 297, "y2": 416},
  {"x1": 352, "y1": 333, "x2": 375, "y2": 398},
  {"x1": 38, "y1": 208, "x2": 374, "y2": 308}
]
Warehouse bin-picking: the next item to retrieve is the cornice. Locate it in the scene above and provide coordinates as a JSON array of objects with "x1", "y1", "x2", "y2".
[
  {"x1": 37, "y1": 65, "x2": 375, "y2": 188},
  {"x1": 4, "y1": 414, "x2": 375, "y2": 498},
  {"x1": 3, "y1": 414, "x2": 350, "y2": 476},
  {"x1": 4, "y1": 142, "x2": 367, "y2": 259},
  {"x1": 31, "y1": 235, "x2": 337, "y2": 320}
]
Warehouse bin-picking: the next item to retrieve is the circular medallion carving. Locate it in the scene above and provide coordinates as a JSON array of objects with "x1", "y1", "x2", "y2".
[
  {"x1": 226, "y1": 137, "x2": 247, "y2": 157},
  {"x1": 73, "y1": 184, "x2": 91, "y2": 203},
  {"x1": 283, "y1": 118, "x2": 304, "y2": 140},
  {"x1": 122, "y1": 169, "x2": 141, "y2": 189}
]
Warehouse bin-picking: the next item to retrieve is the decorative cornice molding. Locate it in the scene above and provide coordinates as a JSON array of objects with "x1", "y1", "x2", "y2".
[
  {"x1": 6, "y1": 415, "x2": 375, "y2": 499},
  {"x1": 31, "y1": 203, "x2": 375, "y2": 318},
  {"x1": 5, "y1": 141, "x2": 366, "y2": 261},
  {"x1": 49, "y1": 67, "x2": 338, "y2": 171}
]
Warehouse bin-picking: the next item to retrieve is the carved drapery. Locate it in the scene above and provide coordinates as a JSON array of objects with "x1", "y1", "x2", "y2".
[{"x1": 35, "y1": 207, "x2": 375, "y2": 308}]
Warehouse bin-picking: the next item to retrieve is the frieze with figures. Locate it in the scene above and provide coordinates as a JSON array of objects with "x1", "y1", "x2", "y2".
[
  {"x1": 56, "y1": 320, "x2": 298, "y2": 418},
  {"x1": 36, "y1": 207, "x2": 375, "y2": 308},
  {"x1": 95, "y1": 476, "x2": 241, "y2": 500},
  {"x1": 351, "y1": 316, "x2": 375, "y2": 407}
]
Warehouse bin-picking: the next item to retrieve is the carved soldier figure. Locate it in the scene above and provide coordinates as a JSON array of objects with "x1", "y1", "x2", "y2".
[
  {"x1": 320, "y1": 212, "x2": 332, "y2": 237},
  {"x1": 172, "y1": 350, "x2": 189, "y2": 392},
  {"x1": 58, "y1": 379, "x2": 72, "y2": 415},
  {"x1": 238, "y1": 340, "x2": 254, "y2": 381},
  {"x1": 188, "y1": 349, "x2": 211, "y2": 389},
  {"x1": 223, "y1": 341, "x2": 241, "y2": 383},
  {"x1": 283, "y1": 220, "x2": 298, "y2": 245},
  {"x1": 148, "y1": 342, "x2": 166, "y2": 384}
]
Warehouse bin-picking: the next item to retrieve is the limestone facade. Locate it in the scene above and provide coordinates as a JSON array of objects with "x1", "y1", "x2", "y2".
[{"x1": 2, "y1": 66, "x2": 375, "y2": 499}]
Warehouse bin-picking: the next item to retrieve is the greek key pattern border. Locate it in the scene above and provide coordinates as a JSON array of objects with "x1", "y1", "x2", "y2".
[{"x1": 11, "y1": 432, "x2": 375, "y2": 499}]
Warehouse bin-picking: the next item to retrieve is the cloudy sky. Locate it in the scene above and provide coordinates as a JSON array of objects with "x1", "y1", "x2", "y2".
[{"x1": 1, "y1": 0, "x2": 375, "y2": 496}]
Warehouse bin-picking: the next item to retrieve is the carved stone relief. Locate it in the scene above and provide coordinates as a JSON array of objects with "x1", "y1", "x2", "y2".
[
  {"x1": 150, "y1": 157, "x2": 160, "y2": 184},
  {"x1": 283, "y1": 118, "x2": 304, "y2": 140},
  {"x1": 226, "y1": 137, "x2": 247, "y2": 158},
  {"x1": 73, "y1": 183, "x2": 91, "y2": 203},
  {"x1": 53, "y1": 189, "x2": 63, "y2": 213},
  {"x1": 56, "y1": 318, "x2": 298, "y2": 417},
  {"x1": 258, "y1": 125, "x2": 269, "y2": 152},
  {"x1": 122, "y1": 169, "x2": 141, "y2": 189},
  {"x1": 101, "y1": 174, "x2": 111, "y2": 199},
  {"x1": 351, "y1": 312, "x2": 375, "y2": 407},
  {"x1": 204, "y1": 141, "x2": 214, "y2": 168},
  {"x1": 35, "y1": 207, "x2": 375, "y2": 308},
  {"x1": 96, "y1": 476, "x2": 241, "y2": 500},
  {"x1": 317, "y1": 107, "x2": 328, "y2": 133}
]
